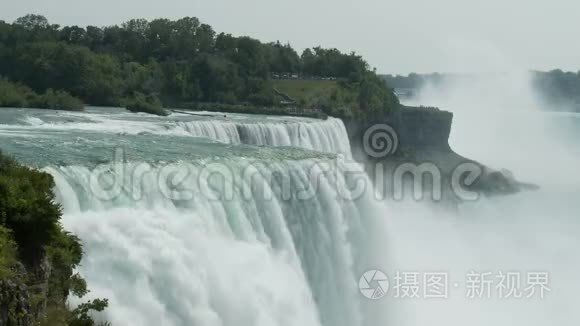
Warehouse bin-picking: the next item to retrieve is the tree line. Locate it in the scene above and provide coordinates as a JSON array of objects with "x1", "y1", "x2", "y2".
[{"x1": 0, "y1": 14, "x2": 399, "y2": 118}]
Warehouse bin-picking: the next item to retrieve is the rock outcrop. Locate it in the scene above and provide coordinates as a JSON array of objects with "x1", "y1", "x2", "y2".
[
  {"x1": 344, "y1": 106, "x2": 537, "y2": 203},
  {"x1": 0, "y1": 279, "x2": 31, "y2": 326},
  {"x1": 0, "y1": 254, "x2": 55, "y2": 326}
]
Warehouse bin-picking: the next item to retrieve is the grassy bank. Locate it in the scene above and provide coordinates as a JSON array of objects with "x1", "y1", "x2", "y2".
[
  {"x1": 177, "y1": 102, "x2": 327, "y2": 119},
  {"x1": 272, "y1": 79, "x2": 339, "y2": 104}
]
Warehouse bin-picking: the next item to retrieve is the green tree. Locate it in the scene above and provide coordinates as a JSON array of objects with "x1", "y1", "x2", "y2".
[
  {"x1": 0, "y1": 14, "x2": 401, "y2": 118},
  {"x1": 14, "y1": 14, "x2": 49, "y2": 30}
]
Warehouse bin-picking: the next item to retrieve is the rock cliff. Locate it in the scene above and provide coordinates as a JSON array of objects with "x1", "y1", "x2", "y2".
[{"x1": 344, "y1": 106, "x2": 536, "y2": 203}]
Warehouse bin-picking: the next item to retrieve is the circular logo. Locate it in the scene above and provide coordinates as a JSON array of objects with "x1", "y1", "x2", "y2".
[
  {"x1": 359, "y1": 269, "x2": 389, "y2": 300},
  {"x1": 363, "y1": 124, "x2": 399, "y2": 158}
]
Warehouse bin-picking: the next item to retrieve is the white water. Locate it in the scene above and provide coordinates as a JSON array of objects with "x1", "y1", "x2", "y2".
[
  {"x1": 0, "y1": 108, "x2": 371, "y2": 325},
  {"x1": 2, "y1": 109, "x2": 351, "y2": 156},
  {"x1": 47, "y1": 156, "x2": 385, "y2": 326},
  {"x1": 172, "y1": 118, "x2": 351, "y2": 155}
]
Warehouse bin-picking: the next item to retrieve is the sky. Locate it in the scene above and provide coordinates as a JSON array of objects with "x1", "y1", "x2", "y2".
[{"x1": 2, "y1": 0, "x2": 579, "y2": 75}]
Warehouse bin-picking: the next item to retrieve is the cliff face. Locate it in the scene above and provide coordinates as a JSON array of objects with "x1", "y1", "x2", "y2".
[
  {"x1": 343, "y1": 107, "x2": 534, "y2": 203},
  {"x1": 390, "y1": 108, "x2": 453, "y2": 151},
  {"x1": 0, "y1": 278, "x2": 31, "y2": 326},
  {"x1": 344, "y1": 107, "x2": 454, "y2": 161}
]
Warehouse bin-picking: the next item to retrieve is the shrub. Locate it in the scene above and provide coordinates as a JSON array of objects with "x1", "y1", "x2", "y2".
[
  {"x1": 0, "y1": 79, "x2": 32, "y2": 108},
  {"x1": 0, "y1": 226, "x2": 18, "y2": 279},
  {"x1": 0, "y1": 152, "x2": 61, "y2": 264},
  {"x1": 247, "y1": 89, "x2": 276, "y2": 106},
  {"x1": 124, "y1": 92, "x2": 168, "y2": 116},
  {"x1": 0, "y1": 79, "x2": 84, "y2": 111},
  {"x1": 34, "y1": 89, "x2": 84, "y2": 111},
  {"x1": 0, "y1": 151, "x2": 108, "y2": 325}
]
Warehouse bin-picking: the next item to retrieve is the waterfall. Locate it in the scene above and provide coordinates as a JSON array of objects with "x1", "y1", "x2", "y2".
[
  {"x1": 3, "y1": 109, "x2": 386, "y2": 326},
  {"x1": 8, "y1": 102, "x2": 578, "y2": 326},
  {"x1": 46, "y1": 156, "x2": 384, "y2": 326},
  {"x1": 172, "y1": 117, "x2": 352, "y2": 156},
  {"x1": 11, "y1": 111, "x2": 352, "y2": 156}
]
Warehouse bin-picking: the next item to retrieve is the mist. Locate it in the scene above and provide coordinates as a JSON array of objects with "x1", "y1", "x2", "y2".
[{"x1": 377, "y1": 69, "x2": 580, "y2": 325}]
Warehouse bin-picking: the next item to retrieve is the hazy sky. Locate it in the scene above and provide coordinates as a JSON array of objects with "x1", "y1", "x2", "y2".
[{"x1": 3, "y1": 0, "x2": 579, "y2": 74}]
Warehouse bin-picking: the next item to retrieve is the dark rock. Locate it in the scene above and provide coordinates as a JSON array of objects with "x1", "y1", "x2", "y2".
[
  {"x1": 472, "y1": 168, "x2": 540, "y2": 196},
  {"x1": 0, "y1": 278, "x2": 32, "y2": 326},
  {"x1": 344, "y1": 106, "x2": 538, "y2": 202},
  {"x1": 0, "y1": 254, "x2": 54, "y2": 326}
]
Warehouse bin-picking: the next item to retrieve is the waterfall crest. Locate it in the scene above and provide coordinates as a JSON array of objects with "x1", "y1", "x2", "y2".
[{"x1": 171, "y1": 117, "x2": 351, "y2": 156}]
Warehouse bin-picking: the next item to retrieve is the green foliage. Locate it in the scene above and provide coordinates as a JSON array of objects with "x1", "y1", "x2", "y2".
[
  {"x1": 301, "y1": 47, "x2": 367, "y2": 79},
  {"x1": 69, "y1": 273, "x2": 88, "y2": 298},
  {"x1": 14, "y1": 14, "x2": 50, "y2": 31},
  {"x1": 68, "y1": 298, "x2": 109, "y2": 326},
  {"x1": 123, "y1": 60, "x2": 164, "y2": 99},
  {"x1": 0, "y1": 153, "x2": 61, "y2": 264},
  {"x1": 37, "y1": 89, "x2": 84, "y2": 111},
  {"x1": 265, "y1": 41, "x2": 300, "y2": 73},
  {"x1": 272, "y1": 79, "x2": 339, "y2": 107},
  {"x1": 0, "y1": 79, "x2": 84, "y2": 111},
  {"x1": 0, "y1": 79, "x2": 31, "y2": 108},
  {"x1": 40, "y1": 232, "x2": 109, "y2": 326},
  {"x1": 357, "y1": 71, "x2": 399, "y2": 119},
  {"x1": 0, "y1": 14, "x2": 400, "y2": 119},
  {"x1": 272, "y1": 73, "x2": 399, "y2": 120},
  {"x1": 40, "y1": 300, "x2": 110, "y2": 326},
  {"x1": 0, "y1": 152, "x2": 108, "y2": 325},
  {"x1": 0, "y1": 226, "x2": 18, "y2": 279},
  {"x1": 124, "y1": 92, "x2": 167, "y2": 116},
  {"x1": 45, "y1": 232, "x2": 83, "y2": 304},
  {"x1": 8, "y1": 42, "x2": 122, "y2": 106},
  {"x1": 247, "y1": 89, "x2": 276, "y2": 106}
]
